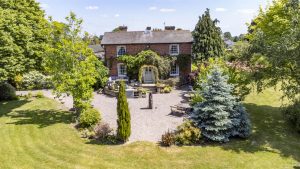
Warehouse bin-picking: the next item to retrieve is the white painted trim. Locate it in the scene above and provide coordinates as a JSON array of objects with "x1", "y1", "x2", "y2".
[
  {"x1": 170, "y1": 64, "x2": 180, "y2": 76},
  {"x1": 169, "y1": 44, "x2": 180, "y2": 56},
  {"x1": 117, "y1": 63, "x2": 127, "y2": 77},
  {"x1": 116, "y1": 46, "x2": 126, "y2": 57}
]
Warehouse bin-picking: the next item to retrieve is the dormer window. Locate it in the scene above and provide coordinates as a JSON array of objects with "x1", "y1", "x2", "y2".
[
  {"x1": 117, "y1": 46, "x2": 126, "y2": 56},
  {"x1": 169, "y1": 44, "x2": 179, "y2": 56}
]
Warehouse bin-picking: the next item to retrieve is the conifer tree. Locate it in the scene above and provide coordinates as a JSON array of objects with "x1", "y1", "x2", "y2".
[
  {"x1": 192, "y1": 9, "x2": 225, "y2": 61},
  {"x1": 191, "y1": 67, "x2": 235, "y2": 142},
  {"x1": 191, "y1": 67, "x2": 251, "y2": 142},
  {"x1": 117, "y1": 81, "x2": 131, "y2": 142}
]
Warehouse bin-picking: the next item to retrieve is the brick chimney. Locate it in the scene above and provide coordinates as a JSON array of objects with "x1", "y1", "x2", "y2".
[
  {"x1": 165, "y1": 26, "x2": 175, "y2": 30},
  {"x1": 118, "y1": 26, "x2": 128, "y2": 31}
]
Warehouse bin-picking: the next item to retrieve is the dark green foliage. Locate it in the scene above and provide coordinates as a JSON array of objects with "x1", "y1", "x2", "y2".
[
  {"x1": 0, "y1": 0, "x2": 50, "y2": 82},
  {"x1": 191, "y1": 67, "x2": 251, "y2": 142},
  {"x1": 192, "y1": 8, "x2": 225, "y2": 61},
  {"x1": 284, "y1": 99, "x2": 300, "y2": 132},
  {"x1": 161, "y1": 130, "x2": 176, "y2": 147},
  {"x1": 230, "y1": 103, "x2": 252, "y2": 138},
  {"x1": 79, "y1": 108, "x2": 101, "y2": 128},
  {"x1": 175, "y1": 121, "x2": 201, "y2": 145},
  {"x1": 0, "y1": 83, "x2": 17, "y2": 101},
  {"x1": 118, "y1": 50, "x2": 171, "y2": 80},
  {"x1": 117, "y1": 81, "x2": 131, "y2": 142},
  {"x1": 93, "y1": 60, "x2": 109, "y2": 90}
]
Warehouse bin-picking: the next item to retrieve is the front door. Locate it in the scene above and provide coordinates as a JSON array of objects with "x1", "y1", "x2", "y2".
[{"x1": 143, "y1": 67, "x2": 154, "y2": 84}]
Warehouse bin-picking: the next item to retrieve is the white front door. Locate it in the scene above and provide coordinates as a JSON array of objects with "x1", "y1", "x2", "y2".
[{"x1": 143, "y1": 67, "x2": 154, "y2": 84}]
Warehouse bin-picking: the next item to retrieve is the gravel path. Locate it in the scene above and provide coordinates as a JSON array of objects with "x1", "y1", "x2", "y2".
[{"x1": 17, "y1": 89, "x2": 188, "y2": 142}]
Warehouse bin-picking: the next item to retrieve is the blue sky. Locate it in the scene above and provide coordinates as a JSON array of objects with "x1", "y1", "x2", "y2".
[{"x1": 37, "y1": 0, "x2": 268, "y2": 36}]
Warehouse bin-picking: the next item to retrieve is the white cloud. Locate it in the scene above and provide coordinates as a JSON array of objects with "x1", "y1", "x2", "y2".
[
  {"x1": 40, "y1": 3, "x2": 49, "y2": 9},
  {"x1": 85, "y1": 6, "x2": 99, "y2": 10},
  {"x1": 114, "y1": 14, "x2": 120, "y2": 17},
  {"x1": 216, "y1": 8, "x2": 227, "y2": 12},
  {"x1": 237, "y1": 9, "x2": 256, "y2": 14},
  {"x1": 149, "y1": 6, "x2": 158, "y2": 11},
  {"x1": 160, "y1": 8, "x2": 176, "y2": 13}
]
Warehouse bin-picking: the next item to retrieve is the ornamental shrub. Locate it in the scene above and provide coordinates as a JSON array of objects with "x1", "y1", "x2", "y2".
[
  {"x1": 161, "y1": 130, "x2": 176, "y2": 147},
  {"x1": 79, "y1": 108, "x2": 101, "y2": 128},
  {"x1": 175, "y1": 120, "x2": 201, "y2": 145},
  {"x1": 117, "y1": 81, "x2": 131, "y2": 142},
  {"x1": 21, "y1": 71, "x2": 52, "y2": 90},
  {"x1": 0, "y1": 83, "x2": 17, "y2": 101},
  {"x1": 36, "y1": 91, "x2": 44, "y2": 98},
  {"x1": 94, "y1": 122, "x2": 114, "y2": 140}
]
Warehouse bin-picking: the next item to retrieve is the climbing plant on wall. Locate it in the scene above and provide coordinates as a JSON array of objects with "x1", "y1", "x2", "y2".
[{"x1": 138, "y1": 65, "x2": 159, "y2": 83}]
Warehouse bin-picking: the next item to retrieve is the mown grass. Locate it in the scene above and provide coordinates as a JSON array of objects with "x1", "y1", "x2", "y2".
[{"x1": 0, "y1": 88, "x2": 299, "y2": 169}]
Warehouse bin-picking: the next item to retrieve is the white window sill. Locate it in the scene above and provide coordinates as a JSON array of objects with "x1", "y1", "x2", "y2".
[
  {"x1": 170, "y1": 74, "x2": 179, "y2": 77},
  {"x1": 169, "y1": 53, "x2": 179, "y2": 56}
]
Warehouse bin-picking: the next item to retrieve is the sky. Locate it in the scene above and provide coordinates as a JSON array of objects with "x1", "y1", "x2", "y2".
[{"x1": 36, "y1": 0, "x2": 269, "y2": 36}]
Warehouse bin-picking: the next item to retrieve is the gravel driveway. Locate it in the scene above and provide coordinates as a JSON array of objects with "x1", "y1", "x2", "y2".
[{"x1": 17, "y1": 89, "x2": 188, "y2": 142}]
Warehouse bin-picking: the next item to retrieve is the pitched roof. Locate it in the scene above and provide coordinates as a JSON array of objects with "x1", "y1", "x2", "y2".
[
  {"x1": 89, "y1": 45, "x2": 104, "y2": 53},
  {"x1": 101, "y1": 30, "x2": 193, "y2": 45}
]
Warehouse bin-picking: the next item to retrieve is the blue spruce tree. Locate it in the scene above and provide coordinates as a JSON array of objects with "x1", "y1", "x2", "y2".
[
  {"x1": 191, "y1": 66, "x2": 251, "y2": 142},
  {"x1": 191, "y1": 67, "x2": 235, "y2": 142}
]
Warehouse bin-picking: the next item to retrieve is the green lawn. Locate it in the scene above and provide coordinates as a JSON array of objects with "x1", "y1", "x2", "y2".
[{"x1": 0, "y1": 88, "x2": 299, "y2": 169}]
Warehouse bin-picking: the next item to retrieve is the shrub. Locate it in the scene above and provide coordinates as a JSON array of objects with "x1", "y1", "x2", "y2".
[
  {"x1": 161, "y1": 130, "x2": 176, "y2": 147},
  {"x1": 162, "y1": 86, "x2": 172, "y2": 93},
  {"x1": 14, "y1": 74, "x2": 23, "y2": 90},
  {"x1": 284, "y1": 100, "x2": 300, "y2": 132},
  {"x1": 117, "y1": 81, "x2": 131, "y2": 142},
  {"x1": 0, "y1": 83, "x2": 17, "y2": 101},
  {"x1": 94, "y1": 123, "x2": 113, "y2": 140},
  {"x1": 159, "y1": 78, "x2": 179, "y2": 87},
  {"x1": 36, "y1": 91, "x2": 44, "y2": 98},
  {"x1": 25, "y1": 92, "x2": 33, "y2": 99},
  {"x1": 79, "y1": 108, "x2": 101, "y2": 128},
  {"x1": 80, "y1": 128, "x2": 95, "y2": 139},
  {"x1": 175, "y1": 121, "x2": 201, "y2": 145},
  {"x1": 190, "y1": 93, "x2": 203, "y2": 106},
  {"x1": 21, "y1": 71, "x2": 52, "y2": 90}
]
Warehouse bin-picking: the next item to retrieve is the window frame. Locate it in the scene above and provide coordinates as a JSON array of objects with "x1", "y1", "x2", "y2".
[
  {"x1": 117, "y1": 46, "x2": 126, "y2": 57},
  {"x1": 117, "y1": 63, "x2": 127, "y2": 77},
  {"x1": 170, "y1": 63, "x2": 179, "y2": 76},
  {"x1": 169, "y1": 44, "x2": 180, "y2": 56}
]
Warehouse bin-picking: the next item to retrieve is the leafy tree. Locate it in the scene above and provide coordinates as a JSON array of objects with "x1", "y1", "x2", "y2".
[
  {"x1": 191, "y1": 67, "x2": 251, "y2": 142},
  {"x1": 45, "y1": 12, "x2": 105, "y2": 113},
  {"x1": 0, "y1": 0, "x2": 50, "y2": 83},
  {"x1": 225, "y1": 41, "x2": 250, "y2": 61},
  {"x1": 224, "y1": 32, "x2": 232, "y2": 40},
  {"x1": 117, "y1": 81, "x2": 131, "y2": 142},
  {"x1": 246, "y1": 0, "x2": 300, "y2": 100},
  {"x1": 83, "y1": 33, "x2": 101, "y2": 45},
  {"x1": 192, "y1": 8, "x2": 225, "y2": 61}
]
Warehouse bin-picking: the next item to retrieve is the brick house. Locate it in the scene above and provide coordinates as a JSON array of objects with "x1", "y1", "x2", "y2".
[{"x1": 101, "y1": 26, "x2": 193, "y2": 83}]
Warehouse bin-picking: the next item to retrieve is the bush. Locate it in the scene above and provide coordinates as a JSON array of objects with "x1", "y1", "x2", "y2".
[
  {"x1": 0, "y1": 83, "x2": 17, "y2": 101},
  {"x1": 36, "y1": 91, "x2": 44, "y2": 98},
  {"x1": 21, "y1": 71, "x2": 52, "y2": 90},
  {"x1": 162, "y1": 86, "x2": 172, "y2": 93},
  {"x1": 79, "y1": 108, "x2": 101, "y2": 128},
  {"x1": 161, "y1": 130, "x2": 175, "y2": 147},
  {"x1": 25, "y1": 92, "x2": 33, "y2": 99},
  {"x1": 94, "y1": 123, "x2": 113, "y2": 140},
  {"x1": 117, "y1": 81, "x2": 131, "y2": 142},
  {"x1": 284, "y1": 100, "x2": 300, "y2": 132},
  {"x1": 159, "y1": 78, "x2": 179, "y2": 87},
  {"x1": 175, "y1": 121, "x2": 201, "y2": 145}
]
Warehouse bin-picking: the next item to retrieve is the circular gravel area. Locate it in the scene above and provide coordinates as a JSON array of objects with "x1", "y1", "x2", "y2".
[{"x1": 17, "y1": 89, "x2": 188, "y2": 142}]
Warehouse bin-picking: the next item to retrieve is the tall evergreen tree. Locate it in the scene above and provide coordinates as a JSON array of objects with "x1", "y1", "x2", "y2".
[
  {"x1": 192, "y1": 9, "x2": 225, "y2": 61},
  {"x1": 117, "y1": 81, "x2": 131, "y2": 142},
  {"x1": 191, "y1": 67, "x2": 251, "y2": 142},
  {"x1": 0, "y1": 0, "x2": 50, "y2": 83}
]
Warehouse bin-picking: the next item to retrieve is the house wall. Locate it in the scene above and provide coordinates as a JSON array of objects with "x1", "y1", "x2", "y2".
[{"x1": 104, "y1": 43, "x2": 192, "y2": 78}]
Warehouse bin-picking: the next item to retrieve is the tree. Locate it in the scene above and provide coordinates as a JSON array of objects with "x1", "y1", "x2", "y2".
[
  {"x1": 191, "y1": 67, "x2": 251, "y2": 142},
  {"x1": 224, "y1": 32, "x2": 232, "y2": 40},
  {"x1": 0, "y1": 0, "x2": 50, "y2": 83},
  {"x1": 246, "y1": 0, "x2": 300, "y2": 100},
  {"x1": 192, "y1": 8, "x2": 225, "y2": 61},
  {"x1": 117, "y1": 81, "x2": 131, "y2": 142},
  {"x1": 45, "y1": 12, "x2": 105, "y2": 113}
]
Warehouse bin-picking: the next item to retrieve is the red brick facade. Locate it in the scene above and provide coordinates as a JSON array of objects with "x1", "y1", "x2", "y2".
[{"x1": 104, "y1": 43, "x2": 192, "y2": 78}]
